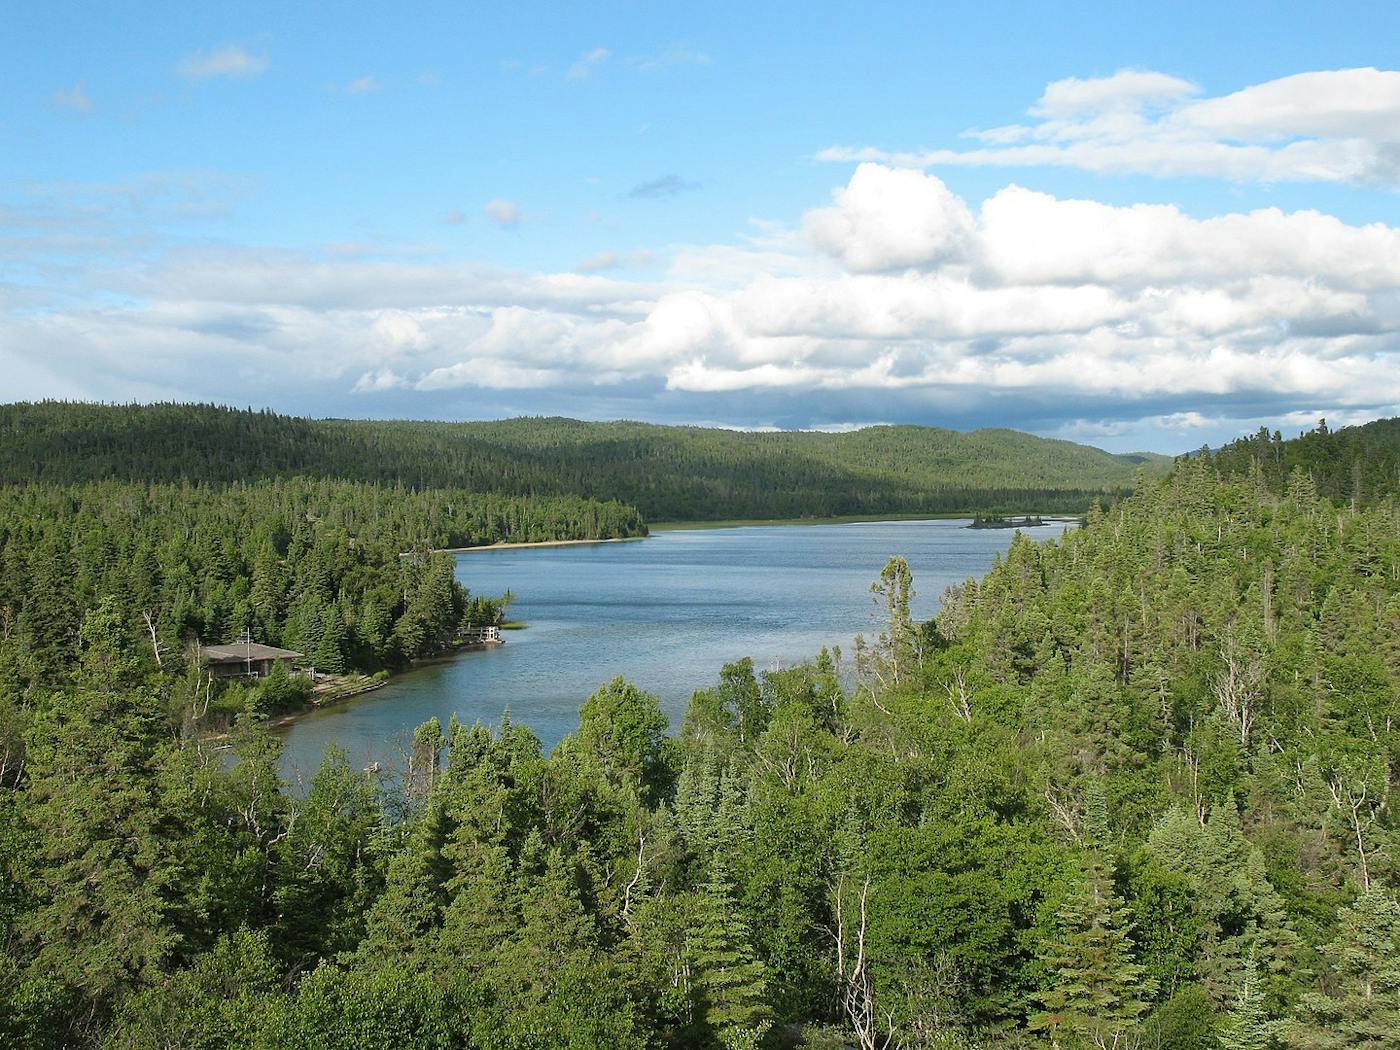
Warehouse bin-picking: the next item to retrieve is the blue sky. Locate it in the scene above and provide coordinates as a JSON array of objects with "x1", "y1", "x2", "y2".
[{"x1": 4, "y1": 1, "x2": 1400, "y2": 452}]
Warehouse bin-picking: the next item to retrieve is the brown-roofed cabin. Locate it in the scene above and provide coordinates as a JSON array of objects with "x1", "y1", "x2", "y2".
[{"x1": 202, "y1": 642, "x2": 303, "y2": 680}]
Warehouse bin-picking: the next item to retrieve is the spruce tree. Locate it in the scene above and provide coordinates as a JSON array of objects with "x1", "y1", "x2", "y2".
[
  {"x1": 313, "y1": 602, "x2": 348, "y2": 674},
  {"x1": 1220, "y1": 954, "x2": 1283, "y2": 1050},
  {"x1": 1287, "y1": 889, "x2": 1400, "y2": 1049},
  {"x1": 1030, "y1": 852, "x2": 1155, "y2": 1049},
  {"x1": 688, "y1": 864, "x2": 771, "y2": 1049},
  {"x1": 19, "y1": 603, "x2": 177, "y2": 1027}
]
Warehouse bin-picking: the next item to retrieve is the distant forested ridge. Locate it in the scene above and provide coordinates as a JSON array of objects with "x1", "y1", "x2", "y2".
[
  {"x1": 0, "y1": 478, "x2": 645, "y2": 702},
  {"x1": 1209, "y1": 414, "x2": 1400, "y2": 505},
  {"x1": 0, "y1": 401, "x2": 1166, "y2": 520},
  {"x1": 2, "y1": 421, "x2": 1398, "y2": 1046}
]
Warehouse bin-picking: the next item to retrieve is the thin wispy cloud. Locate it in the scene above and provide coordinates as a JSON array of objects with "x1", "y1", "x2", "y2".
[
  {"x1": 484, "y1": 198, "x2": 520, "y2": 228},
  {"x1": 336, "y1": 75, "x2": 382, "y2": 95},
  {"x1": 820, "y1": 67, "x2": 1400, "y2": 188},
  {"x1": 629, "y1": 47, "x2": 711, "y2": 74},
  {"x1": 627, "y1": 175, "x2": 701, "y2": 199},
  {"x1": 500, "y1": 58, "x2": 550, "y2": 76},
  {"x1": 52, "y1": 83, "x2": 94, "y2": 115},
  {"x1": 176, "y1": 44, "x2": 268, "y2": 81},
  {"x1": 576, "y1": 249, "x2": 655, "y2": 273},
  {"x1": 568, "y1": 47, "x2": 611, "y2": 80}
]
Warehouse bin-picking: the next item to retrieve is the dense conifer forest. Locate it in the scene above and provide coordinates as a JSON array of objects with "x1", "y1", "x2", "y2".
[
  {"x1": 1, "y1": 416, "x2": 1398, "y2": 1047},
  {"x1": 0, "y1": 478, "x2": 646, "y2": 715},
  {"x1": 1210, "y1": 416, "x2": 1400, "y2": 507},
  {"x1": 0, "y1": 402, "x2": 1162, "y2": 521}
]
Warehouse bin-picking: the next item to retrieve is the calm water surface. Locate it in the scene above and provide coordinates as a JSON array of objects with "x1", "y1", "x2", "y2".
[{"x1": 278, "y1": 519, "x2": 1073, "y2": 779}]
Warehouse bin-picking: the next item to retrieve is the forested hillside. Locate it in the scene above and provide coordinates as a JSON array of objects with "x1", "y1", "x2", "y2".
[
  {"x1": 2, "y1": 446, "x2": 1397, "y2": 1046},
  {"x1": 1210, "y1": 416, "x2": 1400, "y2": 507},
  {"x1": 0, "y1": 479, "x2": 645, "y2": 708},
  {"x1": 0, "y1": 401, "x2": 1164, "y2": 520}
]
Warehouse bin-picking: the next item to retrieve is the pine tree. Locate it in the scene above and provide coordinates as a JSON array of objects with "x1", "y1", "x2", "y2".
[
  {"x1": 1147, "y1": 804, "x2": 1301, "y2": 1009},
  {"x1": 19, "y1": 605, "x2": 178, "y2": 1022},
  {"x1": 1030, "y1": 853, "x2": 1155, "y2": 1049},
  {"x1": 867, "y1": 555, "x2": 918, "y2": 688},
  {"x1": 313, "y1": 601, "x2": 348, "y2": 674},
  {"x1": 1220, "y1": 954, "x2": 1284, "y2": 1050},
  {"x1": 688, "y1": 864, "x2": 771, "y2": 1049},
  {"x1": 355, "y1": 798, "x2": 453, "y2": 961},
  {"x1": 674, "y1": 749, "x2": 721, "y2": 849},
  {"x1": 1286, "y1": 889, "x2": 1400, "y2": 1049}
]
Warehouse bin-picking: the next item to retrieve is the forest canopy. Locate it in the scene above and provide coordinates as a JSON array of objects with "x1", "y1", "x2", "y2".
[
  {"x1": 0, "y1": 478, "x2": 645, "y2": 714},
  {"x1": 0, "y1": 401, "x2": 1164, "y2": 521},
  {"x1": 1, "y1": 413, "x2": 1398, "y2": 1048}
]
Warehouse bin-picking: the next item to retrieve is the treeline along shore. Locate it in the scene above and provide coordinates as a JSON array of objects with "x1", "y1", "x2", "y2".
[{"x1": 0, "y1": 476, "x2": 645, "y2": 723}]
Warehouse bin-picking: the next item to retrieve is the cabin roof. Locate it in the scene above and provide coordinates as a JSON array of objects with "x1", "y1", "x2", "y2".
[{"x1": 202, "y1": 642, "x2": 303, "y2": 664}]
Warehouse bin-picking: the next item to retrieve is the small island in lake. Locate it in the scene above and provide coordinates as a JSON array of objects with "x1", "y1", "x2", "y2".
[{"x1": 967, "y1": 514, "x2": 1046, "y2": 529}]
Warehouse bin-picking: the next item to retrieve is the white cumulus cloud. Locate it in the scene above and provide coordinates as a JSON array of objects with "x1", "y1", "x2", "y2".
[
  {"x1": 804, "y1": 164, "x2": 975, "y2": 272},
  {"x1": 820, "y1": 67, "x2": 1400, "y2": 188},
  {"x1": 6, "y1": 159, "x2": 1400, "y2": 450}
]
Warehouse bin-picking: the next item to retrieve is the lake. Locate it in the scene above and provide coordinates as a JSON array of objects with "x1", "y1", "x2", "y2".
[{"x1": 277, "y1": 518, "x2": 1074, "y2": 780}]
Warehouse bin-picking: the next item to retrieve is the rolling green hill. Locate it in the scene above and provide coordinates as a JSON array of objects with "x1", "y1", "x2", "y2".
[{"x1": 0, "y1": 401, "x2": 1167, "y2": 521}]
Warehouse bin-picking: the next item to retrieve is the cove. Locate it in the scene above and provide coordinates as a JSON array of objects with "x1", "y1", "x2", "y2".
[{"x1": 277, "y1": 518, "x2": 1074, "y2": 780}]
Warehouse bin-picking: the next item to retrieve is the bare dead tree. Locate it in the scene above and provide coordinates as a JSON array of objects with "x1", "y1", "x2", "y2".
[
  {"x1": 140, "y1": 609, "x2": 165, "y2": 668},
  {"x1": 893, "y1": 953, "x2": 966, "y2": 1048},
  {"x1": 1324, "y1": 772, "x2": 1389, "y2": 891},
  {"x1": 943, "y1": 669, "x2": 972, "y2": 723},
  {"x1": 620, "y1": 834, "x2": 647, "y2": 927},
  {"x1": 1044, "y1": 785, "x2": 1084, "y2": 846},
  {"x1": 1213, "y1": 641, "x2": 1264, "y2": 748},
  {"x1": 829, "y1": 873, "x2": 895, "y2": 1050},
  {"x1": 1180, "y1": 725, "x2": 1208, "y2": 826}
]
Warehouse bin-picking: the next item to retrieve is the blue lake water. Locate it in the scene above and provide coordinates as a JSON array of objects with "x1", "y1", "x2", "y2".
[{"x1": 277, "y1": 518, "x2": 1073, "y2": 780}]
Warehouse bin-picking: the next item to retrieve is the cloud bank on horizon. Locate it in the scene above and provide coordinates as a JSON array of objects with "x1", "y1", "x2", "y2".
[{"x1": 4, "y1": 52, "x2": 1400, "y2": 454}]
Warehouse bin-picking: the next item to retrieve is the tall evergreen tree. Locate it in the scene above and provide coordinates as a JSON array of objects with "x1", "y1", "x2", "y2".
[
  {"x1": 1287, "y1": 889, "x2": 1400, "y2": 1050},
  {"x1": 1220, "y1": 954, "x2": 1284, "y2": 1050},
  {"x1": 1030, "y1": 852, "x2": 1155, "y2": 1049},
  {"x1": 688, "y1": 864, "x2": 771, "y2": 1049}
]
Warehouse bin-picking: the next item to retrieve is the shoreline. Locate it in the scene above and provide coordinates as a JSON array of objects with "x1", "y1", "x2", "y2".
[
  {"x1": 437, "y1": 536, "x2": 650, "y2": 554},
  {"x1": 280, "y1": 514, "x2": 1075, "y2": 738},
  {"x1": 434, "y1": 513, "x2": 1086, "y2": 549},
  {"x1": 651, "y1": 511, "x2": 1082, "y2": 531},
  {"x1": 207, "y1": 639, "x2": 510, "y2": 740}
]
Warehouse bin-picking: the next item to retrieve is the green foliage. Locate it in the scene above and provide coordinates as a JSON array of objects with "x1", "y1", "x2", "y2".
[
  {"x1": 261, "y1": 963, "x2": 477, "y2": 1049},
  {"x1": 4, "y1": 416, "x2": 1400, "y2": 1048},
  {"x1": 1141, "y1": 984, "x2": 1219, "y2": 1050},
  {"x1": 252, "y1": 659, "x2": 313, "y2": 715},
  {"x1": 0, "y1": 476, "x2": 634, "y2": 695},
  {"x1": 577, "y1": 676, "x2": 676, "y2": 802},
  {"x1": 1210, "y1": 416, "x2": 1400, "y2": 507},
  {"x1": 1219, "y1": 954, "x2": 1285, "y2": 1050},
  {"x1": 688, "y1": 864, "x2": 772, "y2": 1047},
  {"x1": 0, "y1": 401, "x2": 1156, "y2": 521},
  {"x1": 1286, "y1": 889, "x2": 1400, "y2": 1049},
  {"x1": 1029, "y1": 852, "x2": 1155, "y2": 1047}
]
